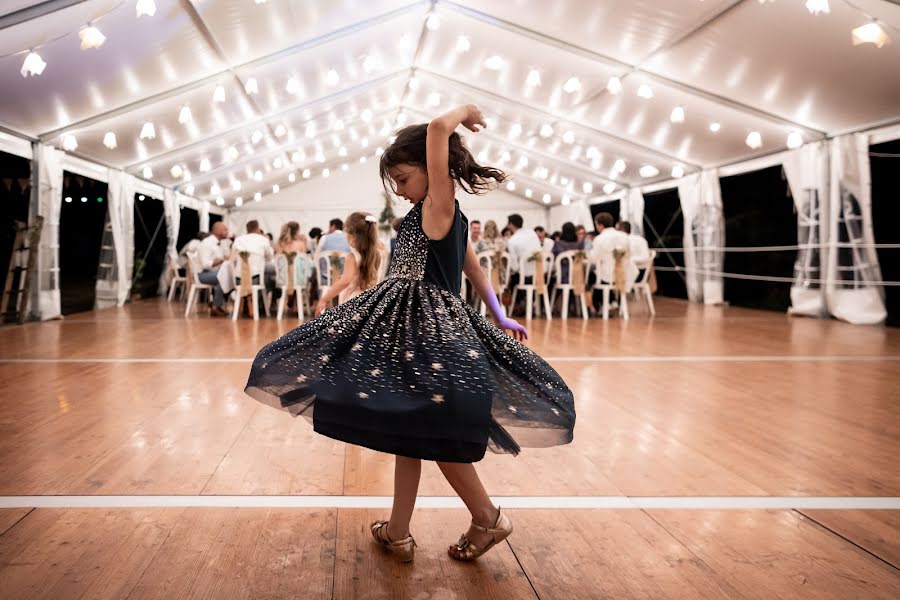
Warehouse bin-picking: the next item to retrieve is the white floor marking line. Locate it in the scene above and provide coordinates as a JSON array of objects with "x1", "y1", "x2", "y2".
[
  {"x1": 2, "y1": 355, "x2": 899, "y2": 364},
  {"x1": 0, "y1": 496, "x2": 897, "y2": 510}
]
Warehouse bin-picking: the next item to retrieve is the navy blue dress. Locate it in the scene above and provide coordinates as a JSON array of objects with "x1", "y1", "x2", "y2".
[{"x1": 244, "y1": 200, "x2": 575, "y2": 462}]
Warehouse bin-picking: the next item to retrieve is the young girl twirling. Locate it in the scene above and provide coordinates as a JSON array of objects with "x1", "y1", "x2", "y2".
[{"x1": 245, "y1": 104, "x2": 575, "y2": 562}]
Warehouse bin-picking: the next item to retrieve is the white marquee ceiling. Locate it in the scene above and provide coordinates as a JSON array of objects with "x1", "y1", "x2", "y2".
[{"x1": 1, "y1": 0, "x2": 898, "y2": 209}]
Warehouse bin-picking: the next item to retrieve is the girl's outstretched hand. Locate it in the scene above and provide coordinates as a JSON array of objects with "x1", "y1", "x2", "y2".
[
  {"x1": 461, "y1": 105, "x2": 487, "y2": 133},
  {"x1": 496, "y1": 316, "x2": 529, "y2": 341}
]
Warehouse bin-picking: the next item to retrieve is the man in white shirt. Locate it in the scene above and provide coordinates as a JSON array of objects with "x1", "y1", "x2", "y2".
[
  {"x1": 196, "y1": 221, "x2": 229, "y2": 315},
  {"x1": 317, "y1": 218, "x2": 352, "y2": 253},
  {"x1": 232, "y1": 220, "x2": 274, "y2": 262},
  {"x1": 616, "y1": 221, "x2": 651, "y2": 281},
  {"x1": 589, "y1": 213, "x2": 636, "y2": 309},
  {"x1": 469, "y1": 220, "x2": 482, "y2": 248},
  {"x1": 506, "y1": 212, "x2": 541, "y2": 282},
  {"x1": 534, "y1": 226, "x2": 555, "y2": 254}
]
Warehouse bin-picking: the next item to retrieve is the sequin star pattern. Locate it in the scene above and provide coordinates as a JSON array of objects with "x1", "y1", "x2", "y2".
[{"x1": 244, "y1": 198, "x2": 575, "y2": 463}]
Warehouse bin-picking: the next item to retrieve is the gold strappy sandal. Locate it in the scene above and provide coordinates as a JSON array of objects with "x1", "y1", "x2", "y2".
[
  {"x1": 370, "y1": 520, "x2": 417, "y2": 562},
  {"x1": 448, "y1": 509, "x2": 513, "y2": 561}
]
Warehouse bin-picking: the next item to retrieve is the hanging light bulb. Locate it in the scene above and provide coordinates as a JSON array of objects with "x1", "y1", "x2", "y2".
[
  {"x1": 274, "y1": 124, "x2": 287, "y2": 137},
  {"x1": 516, "y1": 155, "x2": 529, "y2": 169},
  {"x1": 316, "y1": 151, "x2": 326, "y2": 163},
  {"x1": 805, "y1": 0, "x2": 830, "y2": 15},
  {"x1": 231, "y1": 179, "x2": 241, "y2": 192},
  {"x1": 322, "y1": 168, "x2": 331, "y2": 178},
  {"x1": 254, "y1": 192, "x2": 262, "y2": 201},
  {"x1": 602, "y1": 182, "x2": 616, "y2": 194},
  {"x1": 361, "y1": 137, "x2": 369, "y2": 148},
  {"x1": 670, "y1": 106, "x2": 685, "y2": 123},
  {"x1": 210, "y1": 183, "x2": 221, "y2": 196},
  {"x1": 225, "y1": 145, "x2": 239, "y2": 162},
  {"x1": 324, "y1": 68, "x2": 340, "y2": 86},
  {"x1": 396, "y1": 111, "x2": 409, "y2": 126},
  {"x1": 525, "y1": 69, "x2": 541, "y2": 87},
  {"x1": 142, "y1": 166, "x2": 153, "y2": 178},
  {"x1": 563, "y1": 77, "x2": 582, "y2": 94},
  {"x1": 745, "y1": 131, "x2": 763, "y2": 149},
  {"x1": 360, "y1": 156, "x2": 368, "y2": 164},
  {"x1": 427, "y1": 92, "x2": 441, "y2": 107},
  {"x1": 244, "y1": 77, "x2": 258, "y2": 95},
  {"x1": 639, "y1": 165, "x2": 659, "y2": 178},
  {"x1": 539, "y1": 124, "x2": 554, "y2": 138},
  {"x1": 272, "y1": 184, "x2": 280, "y2": 193},
  {"x1": 286, "y1": 76, "x2": 301, "y2": 95},
  {"x1": 586, "y1": 146, "x2": 600, "y2": 159},
  {"x1": 375, "y1": 147, "x2": 384, "y2": 156},
  {"x1": 235, "y1": 197, "x2": 243, "y2": 207},
  {"x1": 199, "y1": 158, "x2": 211, "y2": 172},
  {"x1": 215, "y1": 197, "x2": 225, "y2": 206},
  {"x1": 582, "y1": 182, "x2": 594, "y2": 194},
  {"x1": 360, "y1": 109, "x2": 373, "y2": 122},
  {"x1": 525, "y1": 188, "x2": 533, "y2": 199},
  {"x1": 362, "y1": 54, "x2": 379, "y2": 73},
  {"x1": 456, "y1": 35, "x2": 471, "y2": 53},
  {"x1": 637, "y1": 84, "x2": 653, "y2": 99},
  {"x1": 291, "y1": 150, "x2": 305, "y2": 163},
  {"x1": 562, "y1": 130, "x2": 575, "y2": 144},
  {"x1": 79, "y1": 25, "x2": 106, "y2": 50},
  {"x1": 506, "y1": 181, "x2": 516, "y2": 192},
  {"x1": 542, "y1": 193, "x2": 552, "y2": 204},
  {"x1": 103, "y1": 132, "x2": 117, "y2": 149},
  {"x1": 338, "y1": 146, "x2": 348, "y2": 157},
  {"x1": 425, "y1": 13, "x2": 441, "y2": 30},
  {"x1": 709, "y1": 121, "x2": 721, "y2": 133},
  {"x1": 288, "y1": 172, "x2": 296, "y2": 183},
  {"x1": 254, "y1": 170, "x2": 263, "y2": 181},
  {"x1": 786, "y1": 131, "x2": 804, "y2": 149},
  {"x1": 251, "y1": 130, "x2": 264, "y2": 145},
  {"x1": 170, "y1": 164, "x2": 184, "y2": 179},
  {"x1": 671, "y1": 165, "x2": 685, "y2": 178},
  {"x1": 397, "y1": 34, "x2": 414, "y2": 53},
  {"x1": 341, "y1": 163, "x2": 349, "y2": 172},
  {"x1": 185, "y1": 184, "x2": 195, "y2": 196},
  {"x1": 20, "y1": 51, "x2": 46, "y2": 77},
  {"x1": 140, "y1": 122, "x2": 156, "y2": 140},
  {"x1": 606, "y1": 76, "x2": 623, "y2": 95},
  {"x1": 508, "y1": 123, "x2": 523, "y2": 139},
  {"x1": 333, "y1": 119, "x2": 345, "y2": 131},
  {"x1": 500, "y1": 151, "x2": 511, "y2": 163},
  {"x1": 613, "y1": 159, "x2": 627, "y2": 173},
  {"x1": 213, "y1": 84, "x2": 226, "y2": 103},
  {"x1": 136, "y1": 0, "x2": 156, "y2": 18},
  {"x1": 561, "y1": 194, "x2": 571, "y2": 206},
  {"x1": 178, "y1": 105, "x2": 193, "y2": 125},
  {"x1": 182, "y1": 168, "x2": 192, "y2": 181},
  {"x1": 484, "y1": 55, "x2": 506, "y2": 70},
  {"x1": 852, "y1": 22, "x2": 890, "y2": 48},
  {"x1": 305, "y1": 122, "x2": 316, "y2": 138}
]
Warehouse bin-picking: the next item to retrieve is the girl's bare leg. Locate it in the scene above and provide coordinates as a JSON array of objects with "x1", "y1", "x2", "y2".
[
  {"x1": 386, "y1": 455, "x2": 421, "y2": 541},
  {"x1": 436, "y1": 461, "x2": 500, "y2": 550}
]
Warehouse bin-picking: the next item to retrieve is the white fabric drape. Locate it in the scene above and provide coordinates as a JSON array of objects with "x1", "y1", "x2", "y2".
[
  {"x1": 825, "y1": 134, "x2": 886, "y2": 325},
  {"x1": 620, "y1": 188, "x2": 645, "y2": 236},
  {"x1": 33, "y1": 143, "x2": 63, "y2": 320},
  {"x1": 159, "y1": 189, "x2": 182, "y2": 294},
  {"x1": 199, "y1": 202, "x2": 210, "y2": 233},
  {"x1": 677, "y1": 170, "x2": 724, "y2": 304},
  {"x1": 782, "y1": 142, "x2": 829, "y2": 318},
  {"x1": 96, "y1": 169, "x2": 135, "y2": 307}
]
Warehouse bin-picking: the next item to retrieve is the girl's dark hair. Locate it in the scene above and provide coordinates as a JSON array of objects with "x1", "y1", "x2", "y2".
[
  {"x1": 379, "y1": 123, "x2": 507, "y2": 196},
  {"x1": 560, "y1": 222, "x2": 578, "y2": 243}
]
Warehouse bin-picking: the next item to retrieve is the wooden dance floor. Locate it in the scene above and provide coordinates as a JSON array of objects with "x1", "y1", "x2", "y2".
[{"x1": 0, "y1": 298, "x2": 897, "y2": 598}]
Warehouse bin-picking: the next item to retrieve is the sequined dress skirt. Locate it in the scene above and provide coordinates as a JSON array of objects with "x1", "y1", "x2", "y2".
[{"x1": 245, "y1": 276, "x2": 576, "y2": 463}]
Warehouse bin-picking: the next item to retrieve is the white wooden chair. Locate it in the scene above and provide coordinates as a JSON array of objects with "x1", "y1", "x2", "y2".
[
  {"x1": 183, "y1": 251, "x2": 213, "y2": 317},
  {"x1": 230, "y1": 252, "x2": 271, "y2": 321},
  {"x1": 631, "y1": 250, "x2": 657, "y2": 316},
  {"x1": 314, "y1": 251, "x2": 348, "y2": 300},
  {"x1": 590, "y1": 250, "x2": 631, "y2": 320},
  {"x1": 166, "y1": 252, "x2": 186, "y2": 302},
  {"x1": 551, "y1": 250, "x2": 590, "y2": 320},
  {"x1": 509, "y1": 251, "x2": 553, "y2": 320},
  {"x1": 274, "y1": 253, "x2": 312, "y2": 321}
]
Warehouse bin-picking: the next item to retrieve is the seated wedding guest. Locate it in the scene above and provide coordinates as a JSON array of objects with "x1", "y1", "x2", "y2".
[
  {"x1": 317, "y1": 218, "x2": 352, "y2": 253},
  {"x1": 551, "y1": 230, "x2": 561, "y2": 243},
  {"x1": 588, "y1": 212, "x2": 635, "y2": 309},
  {"x1": 535, "y1": 226, "x2": 554, "y2": 254},
  {"x1": 616, "y1": 220, "x2": 650, "y2": 281},
  {"x1": 505, "y1": 213, "x2": 541, "y2": 288},
  {"x1": 233, "y1": 220, "x2": 275, "y2": 289},
  {"x1": 552, "y1": 222, "x2": 584, "y2": 256},
  {"x1": 307, "y1": 227, "x2": 322, "y2": 255},
  {"x1": 469, "y1": 220, "x2": 482, "y2": 248},
  {"x1": 275, "y1": 221, "x2": 308, "y2": 255},
  {"x1": 196, "y1": 221, "x2": 229, "y2": 316},
  {"x1": 265, "y1": 232, "x2": 275, "y2": 249},
  {"x1": 178, "y1": 231, "x2": 208, "y2": 270},
  {"x1": 501, "y1": 226, "x2": 513, "y2": 244},
  {"x1": 475, "y1": 219, "x2": 505, "y2": 254},
  {"x1": 576, "y1": 224, "x2": 593, "y2": 251}
]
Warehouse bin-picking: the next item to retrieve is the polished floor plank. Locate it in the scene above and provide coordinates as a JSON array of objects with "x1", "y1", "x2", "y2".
[
  {"x1": 800, "y1": 510, "x2": 900, "y2": 568},
  {"x1": 332, "y1": 508, "x2": 536, "y2": 600},
  {"x1": 0, "y1": 508, "x2": 32, "y2": 535},
  {"x1": 646, "y1": 509, "x2": 900, "y2": 599}
]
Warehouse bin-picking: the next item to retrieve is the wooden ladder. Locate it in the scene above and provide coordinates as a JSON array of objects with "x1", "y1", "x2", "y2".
[{"x1": 1, "y1": 217, "x2": 43, "y2": 325}]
